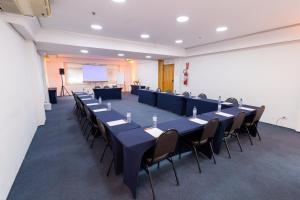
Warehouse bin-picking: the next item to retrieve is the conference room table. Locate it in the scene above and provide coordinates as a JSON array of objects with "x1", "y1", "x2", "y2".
[
  {"x1": 116, "y1": 104, "x2": 259, "y2": 198},
  {"x1": 131, "y1": 85, "x2": 145, "y2": 95},
  {"x1": 185, "y1": 97, "x2": 234, "y2": 116},
  {"x1": 156, "y1": 92, "x2": 186, "y2": 115},
  {"x1": 77, "y1": 94, "x2": 141, "y2": 174},
  {"x1": 93, "y1": 88, "x2": 122, "y2": 100},
  {"x1": 138, "y1": 89, "x2": 157, "y2": 106}
]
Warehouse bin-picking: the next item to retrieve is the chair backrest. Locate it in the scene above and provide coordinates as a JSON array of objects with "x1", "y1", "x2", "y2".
[
  {"x1": 230, "y1": 112, "x2": 246, "y2": 132},
  {"x1": 103, "y1": 85, "x2": 110, "y2": 89},
  {"x1": 252, "y1": 105, "x2": 265, "y2": 124},
  {"x1": 156, "y1": 88, "x2": 161, "y2": 92},
  {"x1": 225, "y1": 97, "x2": 238, "y2": 106},
  {"x1": 198, "y1": 93, "x2": 207, "y2": 99},
  {"x1": 84, "y1": 105, "x2": 92, "y2": 121},
  {"x1": 151, "y1": 129, "x2": 179, "y2": 163},
  {"x1": 200, "y1": 119, "x2": 219, "y2": 141},
  {"x1": 182, "y1": 91, "x2": 190, "y2": 97},
  {"x1": 95, "y1": 86, "x2": 101, "y2": 89},
  {"x1": 146, "y1": 87, "x2": 150, "y2": 90},
  {"x1": 96, "y1": 119, "x2": 109, "y2": 144},
  {"x1": 112, "y1": 85, "x2": 117, "y2": 88}
]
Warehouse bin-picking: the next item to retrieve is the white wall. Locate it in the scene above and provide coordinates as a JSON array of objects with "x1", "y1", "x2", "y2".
[
  {"x1": 166, "y1": 41, "x2": 300, "y2": 131},
  {"x1": 136, "y1": 60, "x2": 158, "y2": 90},
  {"x1": 0, "y1": 21, "x2": 46, "y2": 199}
]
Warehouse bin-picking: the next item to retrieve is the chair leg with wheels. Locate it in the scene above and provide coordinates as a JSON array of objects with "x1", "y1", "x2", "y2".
[
  {"x1": 209, "y1": 141, "x2": 216, "y2": 164},
  {"x1": 192, "y1": 146, "x2": 202, "y2": 173},
  {"x1": 223, "y1": 138, "x2": 232, "y2": 159}
]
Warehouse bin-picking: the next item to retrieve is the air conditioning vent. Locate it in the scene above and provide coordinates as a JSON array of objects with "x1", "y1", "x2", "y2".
[{"x1": 0, "y1": 0, "x2": 51, "y2": 17}]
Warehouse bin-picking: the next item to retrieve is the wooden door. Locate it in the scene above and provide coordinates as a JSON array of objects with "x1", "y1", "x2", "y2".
[{"x1": 163, "y1": 64, "x2": 174, "y2": 92}]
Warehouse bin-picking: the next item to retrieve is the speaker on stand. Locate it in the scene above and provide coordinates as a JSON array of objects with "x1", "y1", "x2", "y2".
[{"x1": 59, "y1": 68, "x2": 70, "y2": 96}]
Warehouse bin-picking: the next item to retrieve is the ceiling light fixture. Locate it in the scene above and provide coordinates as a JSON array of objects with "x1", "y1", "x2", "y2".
[
  {"x1": 91, "y1": 24, "x2": 103, "y2": 30},
  {"x1": 145, "y1": 55, "x2": 152, "y2": 59},
  {"x1": 175, "y1": 40, "x2": 183, "y2": 44},
  {"x1": 140, "y1": 34, "x2": 150, "y2": 39},
  {"x1": 118, "y1": 53, "x2": 125, "y2": 57},
  {"x1": 216, "y1": 26, "x2": 228, "y2": 32},
  {"x1": 112, "y1": 0, "x2": 126, "y2": 3},
  {"x1": 176, "y1": 16, "x2": 189, "y2": 23},
  {"x1": 80, "y1": 49, "x2": 88, "y2": 54}
]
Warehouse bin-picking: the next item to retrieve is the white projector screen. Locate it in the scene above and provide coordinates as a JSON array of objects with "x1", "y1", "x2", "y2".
[{"x1": 82, "y1": 65, "x2": 108, "y2": 81}]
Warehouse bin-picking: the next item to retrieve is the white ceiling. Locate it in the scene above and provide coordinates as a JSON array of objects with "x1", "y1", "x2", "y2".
[{"x1": 39, "y1": 0, "x2": 300, "y2": 48}]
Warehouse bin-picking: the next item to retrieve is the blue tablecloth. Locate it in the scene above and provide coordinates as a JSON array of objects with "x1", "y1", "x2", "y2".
[
  {"x1": 77, "y1": 94, "x2": 141, "y2": 174},
  {"x1": 138, "y1": 89, "x2": 157, "y2": 106},
  {"x1": 117, "y1": 118, "x2": 205, "y2": 198},
  {"x1": 156, "y1": 93, "x2": 186, "y2": 115},
  {"x1": 186, "y1": 98, "x2": 234, "y2": 116},
  {"x1": 93, "y1": 88, "x2": 122, "y2": 100},
  {"x1": 131, "y1": 85, "x2": 145, "y2": 95}
]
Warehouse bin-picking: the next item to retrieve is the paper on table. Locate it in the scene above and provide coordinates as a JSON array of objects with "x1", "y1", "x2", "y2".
[
  {"x1": 87, "y1": 103, "x2": 99, "y2": 106},
  {"x1": 189, "y1": 118, "x2": 208, "y2": 125},
  {"x1": 221, "y1": 102, "x2": 232, "y2": 105},
  {"x1": 177, "y1": 94, "x2": 184, "y2": 96},
  {"x1": 78, "y1": 95, "x2": 89, "y2": 97},
  {"x1": 107, "y1": 119, "x2": 127, "y2": 126},
  {"x1": 82, "y1": 98, "x2": 92, "y2": 100},
  {"x1": 145, "y1": 128, "x2": 164, "y2": 138},
  {"x1": 215, "y1": 112, "x2": 234, "y2": 117},
  {"x1": 239, "y1": 107, "x2": 255, "y2": 111},
  {"x1": 93, "y1": 108, "x2": 108, "y2": 112}
]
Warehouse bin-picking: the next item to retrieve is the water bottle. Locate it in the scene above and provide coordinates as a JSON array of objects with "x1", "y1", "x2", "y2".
[
  {"x1": 107, "y1": 102, "x2": 112, "y2": 111},
  {"x1": 98, "y1": 97, "x2": 102, "y2": 104},
  {"x1": 152, "y1": 114, "x2": 157, "y2": 128},
  {"x1": 126, "y1": 112, "x2": 132, "y2": 123},
  {"x1": 189, "y1": 92, "x2": 192, "y2": 97},
  {"x1": 239, "y1": 98, "x2": 243, "y2": 108},
  {"x1": 192, "y1": 106, "x2": 197, "y2": 119},
  {"x1": 217, "y1": 96, "x2": 222, "y2": 112}
]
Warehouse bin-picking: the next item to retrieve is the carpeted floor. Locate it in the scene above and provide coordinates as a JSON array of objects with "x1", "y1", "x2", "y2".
[{"x1": 7, "y1": 93, "x2": 300, "y2": 200}]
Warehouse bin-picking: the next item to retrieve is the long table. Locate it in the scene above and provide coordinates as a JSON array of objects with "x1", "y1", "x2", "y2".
[
  {"x1": 156, "y1": 92, "x2": 186, "y2": 115},
  {"x1": 116, "y1": 105, "x2": 258, "y2": 198},
  {"x1": 76, "y1": 94, "x2": 140, "y2": 174},
  {"x1": 93, "y1": 88, "x2": 122, "y2": 100},
  {"x1": 138, "y1": 89, "x2": 157, "y2": 106},
  {"x1": 185, "y1": 97, "x2": 234, "y2": 116},
  {"x1": 131, "y1": 85, "x2": 145, "y2": 95}
]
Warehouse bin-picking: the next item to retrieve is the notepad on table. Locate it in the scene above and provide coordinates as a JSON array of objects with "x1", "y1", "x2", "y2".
[
  {"x1": 216, "y1": 112, "x2": 234, "y2": 117},
  {"x1": 189, "y1": 118, "x2": 208, "y2": 125},
  {"x1": 78, "y1": 95, "x2": 89, "y2": 97},
  {"x1": 107, "y1": 119, "x2": 127, "y2": 127},
  {"x1": 82, "y1": 98, "x2": 92, "y2": 100},
  {"x1": 93, "y1": 108, "x2": 108, "y2": 112},
  {"x1": 221, "y1": 102, "x2": 232, "y2": 105},
  {"x1": 238, "y1": 107, "x2": 255, "y2": 111},
  {"x1": 145, "y1": 128, "x2": 164, "y2": 138},
  {"x1": 87, "y1": 103, "x2": 99, "y2": 106}
]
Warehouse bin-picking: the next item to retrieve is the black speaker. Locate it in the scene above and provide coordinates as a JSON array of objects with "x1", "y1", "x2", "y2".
[{"x1": 59, "y1": 68, "x2": 65, "y2": 75}]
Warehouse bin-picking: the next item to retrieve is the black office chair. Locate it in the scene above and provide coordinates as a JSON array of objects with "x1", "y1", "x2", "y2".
[
  {"x1": 83, "y1": 105, "x2": 99, "y2": 145},
  {"x1": 225, "y1": 97, "x2": 238, "y2": 106},
  {"x1": 243, "y1": 105, "x2": 265, "y2": 143},
  {"x1": 95, "y1": 86, "x2": 101, "y2": 89},
  {"x1": 112, "y1": 85, "x2": 118, "y2": 88},
  {"x1": 223, "y1": 112, "x2": 245, "y2": 158},
  {"x1": 198, "y1": 93, "x2": 207, "y2": 99},
  {"x1": 142, "y1": 129, "x2": 179, "y2": 200},
  {"x1": 103, "y1": 85, "x2": 110, "y2": 89},
  {"x1": 182, "y1": 91, "x2": 190, "y2": 97},
  {"x1": 182, "y1": 119, "x2": 219, "y2": 173},
  {"x1": 97, "y1": 119, "x2": 114, "y2": 177},
  {"x1": 146, "y1": 87, "x2": 150, "y2": 90}
]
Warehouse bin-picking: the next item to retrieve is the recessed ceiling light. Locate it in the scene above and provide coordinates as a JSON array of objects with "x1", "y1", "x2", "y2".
[
  {"x1": 91, "y1": 24, "x2": 103, "y2": 30},
  {"x1": 80, "y1": 49, "x2": 88, "y2": 54},
  {"x1": 112, "y1": 0, "x2": 126, "y2": 3},
  {"x1": 175, "y1": 40, "x2": 183, "y2": 44},
  {"x1": 216, "y1": 26, "x2": 228, "y2": 32},
  {"x1": 118, "y1": 53, "x2": 125, "y2": 57},
  {"x1": 176, "y1": 16, "x2": 189, "y2": 23},
  {"x1": 145, "y1": 55, "x2": 152, "y2": 59},
  {"x1": 140, "y1": 34, "x2": 150, "y2": 39}
]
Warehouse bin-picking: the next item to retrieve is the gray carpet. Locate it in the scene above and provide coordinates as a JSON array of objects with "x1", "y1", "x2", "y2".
[{"x1": 7, "y1": 93, "x2": 300, "y2": 200}]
